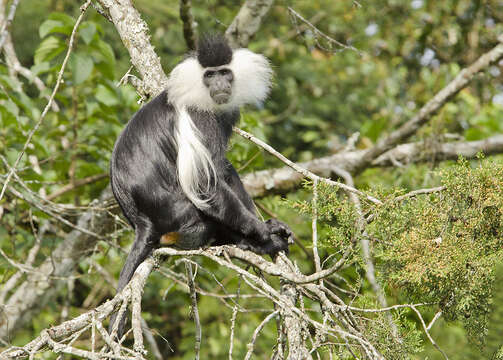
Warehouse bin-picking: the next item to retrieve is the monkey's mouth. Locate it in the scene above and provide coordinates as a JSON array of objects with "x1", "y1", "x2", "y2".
[{"x1": 211, "y1": 91, "x2": 231, "y2": 104}]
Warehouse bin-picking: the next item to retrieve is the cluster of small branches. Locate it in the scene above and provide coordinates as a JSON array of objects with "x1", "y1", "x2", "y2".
[{"x1": 1, "y1": 0, "x2": 503, "y2": 359}]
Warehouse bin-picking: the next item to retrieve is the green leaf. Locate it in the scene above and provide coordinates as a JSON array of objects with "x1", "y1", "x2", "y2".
[
  {"x1": 95, "y1": 85, "x2": 119, "y2": 107},
  {"x1": 47, "y1": 12, "x2": 75, "y2": 27},
  {"x1": 69, "y1": 53, "x2": 94, "y2": 85},
  {"x1": 95, "y1": 39, "x2": 115, "y2": 66},
  {"x1": 34, "y1": 36, "x2": 64, "y2": 64},
  {"x1": 80, "y1": 22, "x2": 97, "y2": 45},
  {"x1": 30, "y1": 62, "x2": 51, "y2": 77},
  {"x1": 302, "y1": 130, "x2": 320, "y2": 143},
  {"x1": 39, "y1": 19, "x2": 69, "y2": 38}
]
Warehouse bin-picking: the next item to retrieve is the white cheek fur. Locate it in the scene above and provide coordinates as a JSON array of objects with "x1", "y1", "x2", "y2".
[{"x1": 166, "y1": 49, "x2": 273, "y2": 209}]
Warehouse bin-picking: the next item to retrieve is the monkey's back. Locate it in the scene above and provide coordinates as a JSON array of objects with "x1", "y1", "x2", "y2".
[{"x1": 110, "y1": 91, "x2": 181, "y2": 229}]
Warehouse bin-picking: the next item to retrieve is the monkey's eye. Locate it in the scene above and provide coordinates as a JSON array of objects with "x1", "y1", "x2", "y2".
[
  {"x1": 219, "y1": 69, "x2": 231, "y2": 75},
  {"x1": 204, "y1": 71, "x2": 216, "y2": 78}
]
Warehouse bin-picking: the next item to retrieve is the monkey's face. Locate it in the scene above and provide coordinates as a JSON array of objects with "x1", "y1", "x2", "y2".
[{"x1": 202, "y1": 67, "x2": 234, "y2": 105}]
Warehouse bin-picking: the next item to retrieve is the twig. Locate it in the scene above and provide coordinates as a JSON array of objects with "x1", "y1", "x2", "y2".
[
  {"x1": 311, "y1": 179, "x2": 322, "y2": 281},
  {"x1": 410, "y1": 305, "x2": 449, "y2": 360},
  {"x1": 228, "y1": 305, "x2": 238, "y2": 359},
  {"x1": 46, "y1": 173, "x2": 108, "y2": 201},
  {"x1": 0, "y1": 0, "x2": 92, "y2": 202},
  {"x1": 287, "y1": 6, "x2": 361, "y2": 55},
  {"x1": 0, "y1": 0, "x2": 20, "y2": 51},
  {"x1": 393, "y1": 186, "x2": 445, "y2": 202},
  {"x1": 185, "y1": 262, "x2": 201, "y2": 360},
  {"x1": 244, "y1": 310, "x2": 279, "y2": 360},
  {"x1": 234, "y1": 127, "x2": 382, "y2": 205},
  {"x1": 347, "y1": 303, "x2": 430, "y2": 313},
  {"x1": 141, "y1": 318, "x2": 163, "y2": 360},
  {"x1": 427, "y1": 310, "x2": 442, "y2": 331}
]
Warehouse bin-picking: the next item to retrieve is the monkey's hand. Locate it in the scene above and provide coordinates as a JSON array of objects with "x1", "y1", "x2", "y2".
[
  {"x1": 265, "y1": 218, "x2": 295, "y2": 245},
  {"x1": 237, "y1": 219, "x2": 294, "y2": 256}
]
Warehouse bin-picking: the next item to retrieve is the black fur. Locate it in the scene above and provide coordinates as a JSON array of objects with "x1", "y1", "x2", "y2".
[
  {"x1": 197, "y1": 34, "x2": 233, "y2": 68},
  {"x1": 109, "y1": 91, "x2": 292, "y2": 336}
]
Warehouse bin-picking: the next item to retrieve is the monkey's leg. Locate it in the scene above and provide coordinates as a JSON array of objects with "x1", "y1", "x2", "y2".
[{"x1": 109, "y1": 225, "x2": 158, "y2": 337}]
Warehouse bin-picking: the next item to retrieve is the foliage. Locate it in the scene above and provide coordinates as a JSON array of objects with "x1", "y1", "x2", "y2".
[
  {"x1": 2, "y1": 0, "x2": 503, "y2": 358},
  {"x1": 289, "y1": 159, "x2": 503, "y2": 357},
  {"x1": 370, "y1": 159, "x2": 503, "y2": 343}
]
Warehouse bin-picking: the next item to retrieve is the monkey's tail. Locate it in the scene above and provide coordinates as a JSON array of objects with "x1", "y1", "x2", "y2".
[{"x1": 109, "y1": 224, "x2": 158, "y2": 337}]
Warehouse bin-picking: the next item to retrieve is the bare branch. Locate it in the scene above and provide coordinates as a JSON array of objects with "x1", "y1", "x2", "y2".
[
  {"x1": 0, "y1": 0, "x2": 20, "y2": 51},
  {"x1": 96, "y1": 0, "x2": 168, "y2": 95},
  {"x1": 311, "y1": 179, "x2": 322, "y2": 275},
  {"x1": 241, "y1": 134, "x2": 503, "y2": 198},
  {"x1": 185, "y1": 262, "x2": 201, "y2": 360},
  {"x1": 225, "y1": 0, "x2": 274, "y2": 48},
  {"x1": 234, "y1": 127, "x2": 383, "y2": 205},
  {"x1": 2, "y1": 257, "x2": 156, "y2": 359},
  {"x1": 427, "y1": 310, "x2": 443, "y2": 331},
  {"x1": 131, "y1": 278, "x2": 146, "y2": 355},
  {"x1": 287, "y1": 6, "x2": 361, "y2": 55},
  {"x1": 180, "y1": 0, "x2": 196, "y2": 50},
  {"x1": 353, "y1": 40, "x2": 503, "y2": 173},
  {"x1": 46, "y1": 173, "x2": 108, "y2": 201},
  {"x1": 393, "y1": 186, "x2": 445, "y2": 202},
  {"x1": 410, "y1": 305, "x2": 449, "y2": 360},
  {"x1": 244, "y1": 311, "x2": 279, "y2": 360},
  {"x1": 156, "y1": 246, "x2": 348, "y2": 285}
]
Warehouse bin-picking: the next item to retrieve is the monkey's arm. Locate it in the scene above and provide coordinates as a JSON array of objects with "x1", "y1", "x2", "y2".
[
  {"x1": 223, "y1": 159, "x2": 256, "y2": 213},
  {"x1": 201, "y1": 177, "x2": 272, "y2": 242},
  {"x1": 206, "y1": 159, "x2": 294, "y2": 244}
]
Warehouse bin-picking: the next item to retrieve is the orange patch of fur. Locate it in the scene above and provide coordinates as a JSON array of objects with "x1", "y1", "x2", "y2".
[{"x1": 160, "y1": 232, "x2": 179, "y2": 245}]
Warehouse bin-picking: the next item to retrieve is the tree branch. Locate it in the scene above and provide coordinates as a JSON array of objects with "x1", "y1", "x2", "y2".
[
  {"x1": 0, "y1": 0, "x2": 20, "y2": 51},
  {"x1": 353, "y1": 39, "x2": 503, "y2": 173},
  {"x1": 180, "y1": 0, "x2": 196, "y2": 50},
  {"x1": 225, "y1": 0, "x2": 274, "y2": 48},
  {"x1": 241, "y1": 134, "x2": 503, "y2": 198},
  {"x1": 96, "y1": 0, "x2": 168, "y2": 96}
]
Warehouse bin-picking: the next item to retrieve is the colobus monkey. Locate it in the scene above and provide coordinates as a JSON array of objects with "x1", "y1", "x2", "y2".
[{"x1": 109, "y1": 34, "x2": 293, "y2": 333}]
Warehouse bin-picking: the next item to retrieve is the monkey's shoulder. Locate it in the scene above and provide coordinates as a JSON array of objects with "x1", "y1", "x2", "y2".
[{"x1": 112, "y1": 92, "x2": 177, "y2": 162}]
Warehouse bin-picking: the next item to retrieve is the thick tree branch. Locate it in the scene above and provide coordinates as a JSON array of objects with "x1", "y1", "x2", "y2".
[
  {"x1": 241, "y1": 134, "x2": 503, "y2": 198},
  {"x1": 96, "y1": 0, "x2": 168, "y2": 96},
  {"x1": 225, "y1": 0, "x2": 274, "y2": 48}
]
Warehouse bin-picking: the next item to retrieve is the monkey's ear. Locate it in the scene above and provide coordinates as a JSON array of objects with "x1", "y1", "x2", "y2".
[{"x1": 197, "y1": 33, "x2": 233, "y2": 68}]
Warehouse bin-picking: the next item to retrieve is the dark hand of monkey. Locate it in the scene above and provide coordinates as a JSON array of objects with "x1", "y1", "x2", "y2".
[{"x1": 265, "y1": 218, "x2": 295, "y2": 245}]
